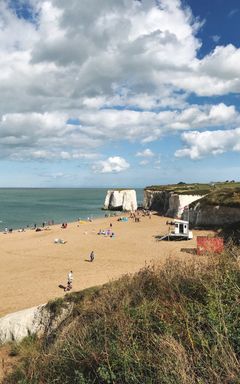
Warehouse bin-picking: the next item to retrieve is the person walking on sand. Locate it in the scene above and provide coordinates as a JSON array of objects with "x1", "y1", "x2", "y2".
[
  {"x1": 65, "y1": 270, "x2": 73, "y2": 291},
  {"x1": 90, "y1": 251, "x2": 95, "y2": 262}
]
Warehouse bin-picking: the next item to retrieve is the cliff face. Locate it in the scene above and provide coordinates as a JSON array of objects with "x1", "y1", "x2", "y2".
[
  {"x1": 188, "y1": 203, "x2": 240, "y2": 227},
  {"x1": 103, "y1": 190, "x2": 138, "y2": 211},
  {"x1": 143, "y1": 190, "x2": 170, "y2": 214},
  {"x1": 143, "y1": 189, "x2": 204, "y2": 218},
  {"x1": 144, "y1": 188, "x2": 240, "y2": 227},
  {"x1": 0, "y1": 303, "x2": 73, "y2": 344}
]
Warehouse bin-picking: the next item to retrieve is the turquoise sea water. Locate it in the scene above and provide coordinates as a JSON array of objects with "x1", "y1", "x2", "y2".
[{"x1": 0, "y1": 188, "x2": 143, "y2": 231}]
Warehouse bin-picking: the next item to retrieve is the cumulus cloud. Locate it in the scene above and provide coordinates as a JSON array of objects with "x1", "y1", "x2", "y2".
[
  {"x1": 136, "y1": 148, "x2": 155, "y2": 157},
  {"x1": 175, "y1": 128, "x2": 240, "y2": 159},
  {"x1": 0, "y1": 102, "x2": 238, "y2": 160},
  {"x1": 92, "y1": 156, "x2": 130, "y2": 173},
  {"x1": 0, "y1": 0, "x2": 240, "y2": 164},
  {"x1": 136, "y1": 148, "x2": 155, "y2": 165},
  {"x1": 0, "y1": 0, "x2": 202, "y2": 119}
]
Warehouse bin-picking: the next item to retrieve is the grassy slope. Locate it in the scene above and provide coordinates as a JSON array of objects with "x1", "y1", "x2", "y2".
[{"x1": 3, "y1": 250, "x2": 240, "y2": 384}]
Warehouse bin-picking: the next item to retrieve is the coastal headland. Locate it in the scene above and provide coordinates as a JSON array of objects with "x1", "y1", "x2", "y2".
[{"x1": 0, "y1": 213, "x2": 213, "y2": 317}]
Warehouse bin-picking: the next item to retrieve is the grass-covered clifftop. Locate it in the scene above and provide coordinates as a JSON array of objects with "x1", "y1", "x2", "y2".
[
  {"x1": 190, "y1": 187, "x2": 240, "y2": 209},
  {"x1": 145, "y1": 182, "x2": 240, "y2": 207},
  {"x1": 145, "y1": 183, "x2": 213, "y2": 195},
  {"x1": 145, "y1": 182, "x2": 240, "y2": 194},
  {"x1": 3, "y1": 249, "x2": 240, "y2": 384}
]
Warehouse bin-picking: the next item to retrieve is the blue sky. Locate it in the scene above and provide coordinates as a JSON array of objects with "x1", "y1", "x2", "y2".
[{"x1": 0, "y1": 0, "x2": 240, "y2": 187}]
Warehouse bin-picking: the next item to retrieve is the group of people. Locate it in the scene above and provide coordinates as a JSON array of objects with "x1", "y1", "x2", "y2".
[
  {"x1": 97, "y1": 228, "x2": 115, "y2": 238},
  {"x1": 130, "y1": 209, "x2": 152, "y2": 222},
  {"x1": 3, "y1": 227, "x2": 13, "y2": 234}
]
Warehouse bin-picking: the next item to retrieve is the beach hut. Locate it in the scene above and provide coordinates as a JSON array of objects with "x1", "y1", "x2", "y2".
[{"x1": 159, "y1": 219, "x2": 193, "y2": 241}]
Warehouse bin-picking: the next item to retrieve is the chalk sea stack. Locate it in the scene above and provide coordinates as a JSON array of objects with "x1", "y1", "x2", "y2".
[{"x1": 103, "y1": 189, "x2": 138, "y2": 211}]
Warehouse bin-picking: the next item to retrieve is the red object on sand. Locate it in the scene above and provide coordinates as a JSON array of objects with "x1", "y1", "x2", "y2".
[{"x1": 197, "y1": 236, "x2": 224, "y2": 255}]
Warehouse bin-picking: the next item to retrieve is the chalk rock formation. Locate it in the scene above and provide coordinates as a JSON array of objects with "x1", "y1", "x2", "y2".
[
  {"x1": 103, "y1": 190, "x2": 137, "y2": 211},
  {"x1": 143, "y1": 190, "x2": 170, "y2": 214},
  {"x1": 0, "y1": 302, "x2": 73, "y2": 344},
  {"x1": 167, "y1": 194, "x2": 204, "y2": 218},
  {"x1": 188, "y1": 203, "x2": 240, "y2": 227},
  {"x1": 143, "y1": 189, "x2": 203, "y2": 218}
]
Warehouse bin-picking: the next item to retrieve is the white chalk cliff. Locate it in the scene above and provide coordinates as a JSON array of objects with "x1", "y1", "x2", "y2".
[
  {"x1": 168, "y1": 194, "x2": 204, "y2": 218},
  {"x1": 187, "y1": 203, "x2": 240, "y2": 227},
  {"x1": 143, "y1": 189, "x2": 204, "y2": 218},
  {"x1": 0, "y1": 303, "x2": 73, "y2": 344},
  {"x1": 103, "y1": 190, "x2": 138, "y2": 211}
]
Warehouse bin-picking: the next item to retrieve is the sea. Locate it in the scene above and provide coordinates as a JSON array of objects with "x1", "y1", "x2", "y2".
[{"x1": 0, "y1": 188, "x2": 144, "y2": 231}]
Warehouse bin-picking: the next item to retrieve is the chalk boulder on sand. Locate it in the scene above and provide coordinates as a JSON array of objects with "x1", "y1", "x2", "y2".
[{"x1": 103, "y1": 190, "x2": 137, "y2": 211}]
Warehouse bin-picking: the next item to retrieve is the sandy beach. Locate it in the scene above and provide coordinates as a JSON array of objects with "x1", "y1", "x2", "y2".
[{"x1": 0, "y1": 213, "x2": 213, "y2": 317}]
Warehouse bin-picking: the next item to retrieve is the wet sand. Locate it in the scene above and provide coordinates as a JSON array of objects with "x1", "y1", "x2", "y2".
[{"x1": 0, "y1": 214, "x2": 213, "y2": 317}]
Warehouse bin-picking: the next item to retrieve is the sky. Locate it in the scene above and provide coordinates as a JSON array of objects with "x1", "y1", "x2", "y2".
[{"x1": 0, "y1": 0, "x2": 240, "y2": 187}]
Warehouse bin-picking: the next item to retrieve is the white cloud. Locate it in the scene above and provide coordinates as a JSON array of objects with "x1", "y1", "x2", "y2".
[
  {"x1": 211, "y1": 35, "x2": 220, "y2": 43},
  {"x1": 0, "y1": 0, "x2": 240, "y2": 164},
  {"x1": 136, "y1": 148, "x2": 155, "y2": 157},
  {"x1": 0, "y1": 102, "x2": 237, "y2": 160},
  {"x1": 175, "y1": 128, "x2": 240, "y2": 159},
  {"x1": 92, "y1": 156, "x2": 130, "y2": 173}
]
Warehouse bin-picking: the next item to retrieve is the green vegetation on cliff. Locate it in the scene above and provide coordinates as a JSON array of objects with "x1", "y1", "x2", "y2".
[
  {"x1": 4, "y1": 250, "x2": 240, "y2": 384},
  {"x1": 145, "y1": 183, "x2": 213, "y2": 195},
  {"x1": 145, "y1": 182, "x2": 240, "y2": 193},
  {"x1": 190, "y1": 187, "x2": 240, "y2": 208},
  {"x1": 145, "y1": 182, "x2": 240, "y2": 207}
]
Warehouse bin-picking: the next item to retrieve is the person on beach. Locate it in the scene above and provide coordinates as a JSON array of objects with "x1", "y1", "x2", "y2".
[
  {"x1": 64, "y1": 270, "x2": 73, "y2": 291},
  {"x1": 90, "y1": 251, "x2": 95, "y2": 262}
]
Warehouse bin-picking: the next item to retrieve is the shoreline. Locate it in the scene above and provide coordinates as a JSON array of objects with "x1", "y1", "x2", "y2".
[
  {"x1": 0, "y1": 212, "x2": 214, "y2": 317},
  {"x1": 0, "y1": 210, "x2": 123, "y2": 233},
  {"x1": 0, "y1": 188, "x2": 144, "y2": 232}
]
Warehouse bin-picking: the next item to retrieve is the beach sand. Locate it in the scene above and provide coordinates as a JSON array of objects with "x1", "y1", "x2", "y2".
[{"x1": 0, "y1": 213, "x2": 214, "y2": 317}]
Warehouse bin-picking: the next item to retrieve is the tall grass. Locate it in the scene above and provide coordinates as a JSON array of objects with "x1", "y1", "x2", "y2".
[{"x1": 4, "y1": 249, "x2": 240, "y2": 384}]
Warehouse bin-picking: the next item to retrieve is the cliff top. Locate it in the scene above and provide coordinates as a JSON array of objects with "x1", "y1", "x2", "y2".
[
  {"x1": 190, "y1": 187, "x2": 240, "y2": 208},
  {"x1": 145, "y1": 182, "x2": 240, "y2": 196}
]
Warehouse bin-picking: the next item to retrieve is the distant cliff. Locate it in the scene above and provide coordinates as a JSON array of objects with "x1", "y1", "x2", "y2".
[
  {"x1": 187, "y1": 204, "x2": 240, "y2": 227},
  {"x1": 103, "y1": 190, "x2": 138, "y2": 211},
  {"x1": 144, "y1": 184, "x2": 240, "y2": 228},
  {"x1": 143, "y1": 189, "x2": 204, "y2": 218},
  {"x1": 188, "y1": 189, "x2": 240, "y2": 227}
]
